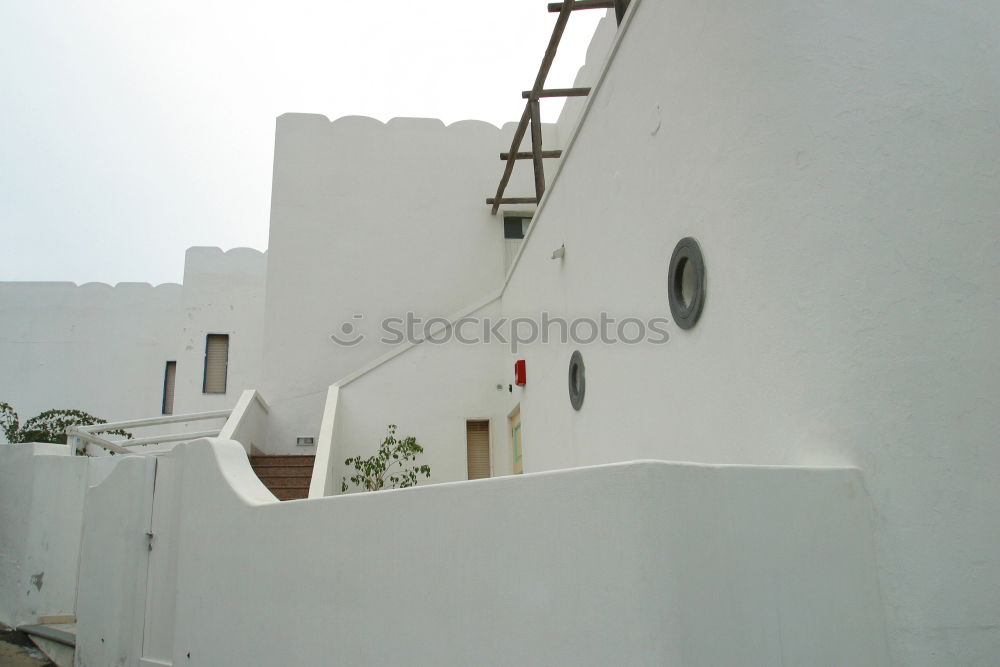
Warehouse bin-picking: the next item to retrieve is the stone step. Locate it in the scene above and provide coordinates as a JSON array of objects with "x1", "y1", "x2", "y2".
[
  {"x1": 272, "y1": 488, "x2": 309, "y2": 501},
  {"x1": 249, "y1": 455, "x2": 316, "y2": 501},
  {"x1": 250, "y1": 465, "x2": 314, "y2": 478},
  {"x1": 249, "y1": 455, "x2": 315, "y2": 467},
  {"x1": 256, "y1": 477, "x2": 310, "y2": 489}
]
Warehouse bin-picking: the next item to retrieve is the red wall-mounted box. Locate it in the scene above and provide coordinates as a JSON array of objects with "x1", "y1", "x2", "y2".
[{"x1": 514, "y1": 359, "x2": 526, "y2": 386}]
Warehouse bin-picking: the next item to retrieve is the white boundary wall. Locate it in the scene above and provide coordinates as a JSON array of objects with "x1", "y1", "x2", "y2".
[
  {"x1": 75, "y1": 439, "x2": 888, "y2": 665},
  {"x1": 0, "y1": 444, "x2": 116, "y2": 628}
]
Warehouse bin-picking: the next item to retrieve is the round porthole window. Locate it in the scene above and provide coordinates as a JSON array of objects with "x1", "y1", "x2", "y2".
[
  {"x1": 568, "y1": 350, "x2": 585, "y2": 410},
  {"x1": 668, "y1": 237, "x2": 706, "y2": 330}
]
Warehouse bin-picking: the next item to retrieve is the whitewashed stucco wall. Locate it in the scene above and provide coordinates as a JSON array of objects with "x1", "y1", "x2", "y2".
[
  {"x1": 0, "y1": 444, "x2": 89, "y2": 627},
  {"x1": 0, "y1": 281, "x2": 182, "y2": 429},
  {"x1": 498, "y1": 0, "x2": 1000, "y2": 663},
  {"x1": 325, "y1": 299, "x2": 509, "y2": 493},
  {"x1": 76, "y1": 455, "x2": 157, "y2": 667},
  {"x1": 171, "y1": 246, "x2": 267, "y2": 416},
  {"x1": 0, "y1": 247, "x2": 266, "y2": 443},
  {"x1": 261, "y1": 114, "x2": 555, "y2": 453},
  {"x1": 76, "y1": 439, "x2": 888, "y2": 666},
  {"x1": 555, "y1": 11, "x2": 618, "y2": 146}
]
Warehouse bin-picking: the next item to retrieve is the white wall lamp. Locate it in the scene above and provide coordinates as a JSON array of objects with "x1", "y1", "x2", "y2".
[{"x1": 551, "y1": 244, "x2": 565, "y2": 260}]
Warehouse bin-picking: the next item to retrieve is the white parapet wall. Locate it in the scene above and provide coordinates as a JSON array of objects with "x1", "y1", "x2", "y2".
[
  {"x1": 218, "y1": 389, "x2": 270, "y2": 456},
  {"x1": 78, "y1": 439, "x2": 889, "y2": 665}
]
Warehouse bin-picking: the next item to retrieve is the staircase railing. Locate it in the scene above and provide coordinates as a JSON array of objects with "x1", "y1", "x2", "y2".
[{"x1": 67, "y1": 409, "x2": 233, "y2": 456}]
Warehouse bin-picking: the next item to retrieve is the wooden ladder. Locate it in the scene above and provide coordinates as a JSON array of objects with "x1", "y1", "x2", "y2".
[{"x1": 487, "y1": 0, "x2": 630, "y2": 212}]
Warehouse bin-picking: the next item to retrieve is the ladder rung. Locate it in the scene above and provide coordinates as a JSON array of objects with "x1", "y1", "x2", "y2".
[
  {"x1": 486, "y1": 197, "x2": 538, "y2": 205},
  {"x1": 500, "y1": 150, "x2": 562, "y2": 161},
  {"x1": 548, "y1": 1, "x2": 614, "y2": 12},
  {"x1": 522, "y1": 87, "x2": 591, "y2": 99}
]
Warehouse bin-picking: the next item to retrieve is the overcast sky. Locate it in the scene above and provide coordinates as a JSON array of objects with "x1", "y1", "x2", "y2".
[{"x1": 0, "y1": 1, "x2": 603, "y2": 285}]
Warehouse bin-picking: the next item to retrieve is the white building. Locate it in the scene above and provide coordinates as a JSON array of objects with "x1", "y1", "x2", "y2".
[{"x1": 2, "y1": 2, "x2": 999, "y2": 665}]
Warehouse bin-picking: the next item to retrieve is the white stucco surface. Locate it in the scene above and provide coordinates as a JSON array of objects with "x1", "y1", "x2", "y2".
[
  {"x1": 0, "y1": 247, "x2": 266, "y2": 445},
  {"x1": 310, "y1": 298, "x2": 507, "y2": 496},
  {"x1": 496, "y1": 0, "x2": 1000, "y2": 662},
  {"x1": 0, "y1": 282, "x2": 182, "y2": 427},
  {"x1": 218, "y1": 388, "x2": 270, "y2": 455},
  {"x1": 170, "y1": 247, "x2": 266, "y2": 416},
  {"x1": 75, "y1": 455, "x2": 156, "y2": 667},
  {"x1": 1, "y1": 3, "x2": 996, "y2": 664},
  {"x1": 555, "y1": 11, "x2": 618, "y2": 146},
  {"x1": 260, "y1": 114, "x2": 555, "y2": 453},
  {"x1": 79, "y1": 439, "x2": 889, "y2": 665},
  {"x1": 0, "y1": 445, "x2": 89, "y2": 628}
]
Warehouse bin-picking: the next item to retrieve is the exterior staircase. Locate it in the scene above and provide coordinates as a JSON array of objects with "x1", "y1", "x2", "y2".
[{"x1": 249, "y1": 455, "x2": 315, "y2": 501}]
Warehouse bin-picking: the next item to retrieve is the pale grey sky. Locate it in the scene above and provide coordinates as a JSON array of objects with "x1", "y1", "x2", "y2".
[{"x1": 0, "y1": 1, "x2": 603, "y2": 285}]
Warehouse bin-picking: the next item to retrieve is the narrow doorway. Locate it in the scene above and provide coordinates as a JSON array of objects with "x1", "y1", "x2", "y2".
[{"x1": 466, "y1": 420, "x2": 491, "y2": 480}]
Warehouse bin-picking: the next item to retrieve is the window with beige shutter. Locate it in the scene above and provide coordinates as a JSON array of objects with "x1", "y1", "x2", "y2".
[
  {"x1": 162, "y1": 361, "x2": 177, "y2": 415},
  {"x1": 162, "y1": 361, "x2": 177, "y2": 414},
  {"x1": 466, "y1": 420, "x2": 491, "y2": 480},
  {"x1": 202, "y1": 334, "x2": 229, "y2": 394}
]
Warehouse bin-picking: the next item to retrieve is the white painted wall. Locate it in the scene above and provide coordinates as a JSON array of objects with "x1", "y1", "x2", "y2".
[
  {"x1": 0, "y1": 282, "x2": 182, "y2": 429},
  {"x1": 171, "y1": 247, "x2": 266, "y2": 416},
  {"x1": 497, "y1": 0, "x2": 1000, "y2": 663},
  {"x1": 1, "y1": 5, "x2": 993, "y2": 663},
  {"x1": 76, "y1": 455, "x2": 156, "y2": 667},
  {"x1": 80, "y1": 439, "x2": 888, "y2": 665},
  {"x1": 218, "y1": 389, "x2": 271, "y2": 455},
  {"x1": 322, "y1": 298, "x2": 508, "y2": 494},
  {"x1": 0, "y1": 247, "x2": 266, "y2": 444},
  {"x1": 0, "y1": 444, "x2": 88, "y2": 627},
  {"x1": 261, "y1": 114, "x2": 555, "y2": 454},
  {"x1": 555, "y1": 11, "x2": 618, "y2": 146}
]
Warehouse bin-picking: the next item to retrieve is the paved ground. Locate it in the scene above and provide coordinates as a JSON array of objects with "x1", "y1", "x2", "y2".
[{"x1": 0, "y1": 624, "x2": 55, "y2": 666}]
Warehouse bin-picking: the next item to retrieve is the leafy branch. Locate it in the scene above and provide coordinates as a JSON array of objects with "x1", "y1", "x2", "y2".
[
  {"x1": 341, "y1": 424, "x2": 430, "y2": 493},
  {"x1": 0, "y1": 402, "x2": 130, "y2": 445}
]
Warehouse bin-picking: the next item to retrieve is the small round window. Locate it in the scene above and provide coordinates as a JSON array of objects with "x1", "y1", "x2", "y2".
[
  {"x1": 568, "y1": 351, "x2": 586, "y2": 410},
  {"x1": 668, "y1": 237, "x2": 706, "y2": 329}
]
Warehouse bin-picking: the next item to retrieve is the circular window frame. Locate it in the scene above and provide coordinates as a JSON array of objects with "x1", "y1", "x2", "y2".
[
  {"x1": 568, "y1": 350, "x2": 586, "y2": 410},
  {"x1": 668, "y1": 237, "x2": 706, "y2": 330}
]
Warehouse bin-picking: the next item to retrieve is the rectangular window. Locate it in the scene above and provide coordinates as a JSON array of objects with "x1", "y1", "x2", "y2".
[
  {"x1": 466, "y1": 420, "x2": 491, "y2": 480},
  {"x1": 202, "y1": 334, "x2": 229, "y2": 394},
  {"x1": 503, "y1": 215, "x2": 532, "y2": 274},
  {"x1": 162, "y1": 361, "x2": 177, "y2": 415}
]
